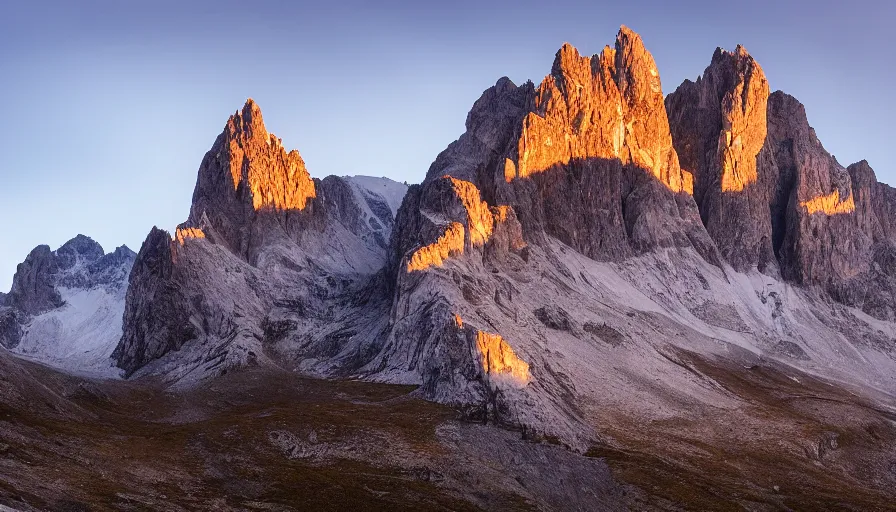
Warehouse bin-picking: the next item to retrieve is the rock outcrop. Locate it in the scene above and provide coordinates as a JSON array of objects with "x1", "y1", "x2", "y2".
[
  {"x1": 666, "y1": 46, "x2": 774, "y2": 271},
  {"x1": 427, "y1": 27, "x2": 718, "y2": 266},
  {"x1": 0, "y1": 308, "x2": 23, "y2": 350},
  {"x1": 113, "y1": 228, "x2": 203, "y2": 374},
  {"x1": 188, "y1": 99, "x2": 317, "y2": 262},
  {"x1": 474, "y1": 330, "x2": 530, "y2": 388},
  {"x1": 761, "y1": 91, "x2": 868, "y2": 288},
  {"x1": 6, "y1": 245, "x2": 64, "y2": 317},
  {"x1": 839, "y1": 160, "x2": 896, "y2": 319},
  {"x1": 115, "y1": 100, "x2": 408, "y2": 379},
  {"x1": 666, "y1": 47, "x2": 896, "y2": 320}
]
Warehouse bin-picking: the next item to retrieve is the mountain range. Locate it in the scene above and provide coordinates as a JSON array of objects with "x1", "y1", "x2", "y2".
[{"x1": 1, "y1": 26, "x2": 894, "y2": 510}]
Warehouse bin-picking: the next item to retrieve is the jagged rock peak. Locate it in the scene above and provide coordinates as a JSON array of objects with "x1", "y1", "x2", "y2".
[
  {"x1": 666, "y1": 44, "x2": 896, "y2": 319},
  {"x1": 113, "y1": 226, "x2": 191, "y2": 375},
  {"x1": 187, "y1": 99, "x2": 317, "y2": 258},
  {"x1": 665, "y1": 44, "x2": 772, "y2": 271},
  {"x1": 509, "y1": 26, "x2": 692, "y2": 195},
  {"x1": 1, "y1": 234, "x2": 136, "y2": 354},
  {"x1": 613, "y1": 24, "x2": 664, "y2": 104},
  {"x1": 550, "y1": 42, "x2": 591, "y2": 86},
  {"x1": 219, "y1": 98, "x2": 315, "y2": 211},
  {"x1": 111, "y1": 244, "x2": 136, "y2": 258},
  {"x1": 711, "y1": 49, "x2": 770, "y2": 181},
  {"x1": 420, "y1": 25, "x2": 717, "y2": 267},
  {"x1": 58, "y1": 234, "x2": 104, "y2": 255},
  {"x1": 237, "y1": 98, "x2": 265, "y2": 132},
  {"x1": 56, "y1": 234, "x2": 105, "y2": 270},
  {"x1": 617, "y1": 24, "x2": 641, "y2": 42}
]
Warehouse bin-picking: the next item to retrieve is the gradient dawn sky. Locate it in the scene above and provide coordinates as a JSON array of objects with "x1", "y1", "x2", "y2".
[{"x1": 1, "y1": 0, "x2": 893, "y2": 291}]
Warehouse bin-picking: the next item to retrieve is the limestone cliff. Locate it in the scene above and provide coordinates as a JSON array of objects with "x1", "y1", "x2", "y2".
[
  {"x1": 667, "y1": 47, "x2": 896, "y2": 320},
  {"x1": 666, "y1": 46, "x2": 773, "y2": 271},
  {"x1": 188, "y1": 99, "x2": 317, "y2": 262}
]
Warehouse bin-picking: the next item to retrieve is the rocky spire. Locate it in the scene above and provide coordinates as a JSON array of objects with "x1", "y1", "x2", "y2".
[
  {"x1": 457, "y1": 26, "x2": 716, "y2": 264},
  {"x1": 508, "y1": 26, "x2": 692, "y2": 195},
  {"x1": 187, "y1": 99, "x2": 316, "y2": 259},
  {"x1": 666, "y1": 46, "x2": 896, "y2": 319},
  {"x1": 114, "y1": 97, "x2": 411, "y2": 376},
  {"x1": 666, "y1": 45, "x2": 774, "y2": 271},
  {"x1": 113, "y1": 227, "x2": 194, "y2": 375}
]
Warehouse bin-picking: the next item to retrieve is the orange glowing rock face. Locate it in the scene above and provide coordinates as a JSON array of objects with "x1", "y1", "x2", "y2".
[
  {"x1": 475, "y1": 331, "x2": 530, "y2": 388},
  {"x1": 406, "y1": 177, "x2": 523, "y2": 273},
  {"x1": 718, "y1": 47, "x2": 770, "y2": 193},
  {"x1": 681, "y1": 169, "x2": 695, "y2": 196},
  {"x1": 492, "y1": 205, "x2": 510, "y2": 223},
  {"x1": 174, "y1": 227, "x2": 205, "y2": 246},
  {"x1": 507, "y1": 32, "x2": 693, "y2": 195},
  {"x1": 406, "y1": 222, "x2": 466, "y2": 272},
  {"x1": 224, "y1": 100, "x2": 317, "y2": 212},
  {"x1": 503, "y1": 158, "x2": 517, "y2": 183},
  {"x1": 447, "y1": 177, "x2": 494, "y2": 247},
  {"x1": 801, "y1": 189, "x2": 856, "y2": 216}
]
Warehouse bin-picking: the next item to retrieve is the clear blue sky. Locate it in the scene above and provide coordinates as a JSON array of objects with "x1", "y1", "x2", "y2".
[{"x1": 1, "y1": 0, "x2": 893, "y2": 291}]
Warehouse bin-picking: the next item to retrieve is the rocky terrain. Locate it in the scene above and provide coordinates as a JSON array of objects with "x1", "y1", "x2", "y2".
[
  {"x1": 1, "y1": 326, "x2": 895, "y2": 510},
  {"x1": 666, "y1": 51, "x2": 896, "y2": 320},
  {"x1": 1, "y1": 24, "x2": 896, "y2": 510},
  {"x1": 112, "y1": 100, "x2": 410, "y2": 385}
]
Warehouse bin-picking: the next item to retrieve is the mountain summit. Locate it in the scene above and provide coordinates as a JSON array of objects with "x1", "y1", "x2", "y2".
[
  {"x1": 188, "y1": 99, "x2": 317, "y2": 260},
  {"x1": 0, "y1": 235, "x2": 135, "y2": 375},
  {"x1": 667, "y1": 48, "x2": 896, "y2": 319}
]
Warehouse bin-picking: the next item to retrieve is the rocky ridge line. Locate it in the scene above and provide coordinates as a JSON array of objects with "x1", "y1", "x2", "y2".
[{"x1": 108, "y1": 26, "x2": 896, "y2": 449}]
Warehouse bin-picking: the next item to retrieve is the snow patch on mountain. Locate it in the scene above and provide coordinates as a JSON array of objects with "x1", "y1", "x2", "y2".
[
  {"x1": 0, "y1": 236, "x2": 134, "y2": 377},
  {"x1": 344, "y1": 175, "x2": 408, "y2": 217},
  {"x1": 13, "y1": 287, "x2": 125, "y2": 378}
]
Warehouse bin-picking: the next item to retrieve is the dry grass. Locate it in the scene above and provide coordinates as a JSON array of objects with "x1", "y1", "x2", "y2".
[
  {"x1": 588, "y1": 348, "x2": 896, "y2": 511},
  {"x1": 0, "y1": 365, "x2": 488, "y2": 511}
]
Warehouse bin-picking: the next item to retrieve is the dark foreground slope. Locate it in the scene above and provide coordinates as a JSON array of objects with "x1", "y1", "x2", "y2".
[
  {"x1": 1, "y1": 349, "x2": 895, "y2": 511},
  {"x1": 0, "y1": 350, "x2": 626, "y2": 512}
]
